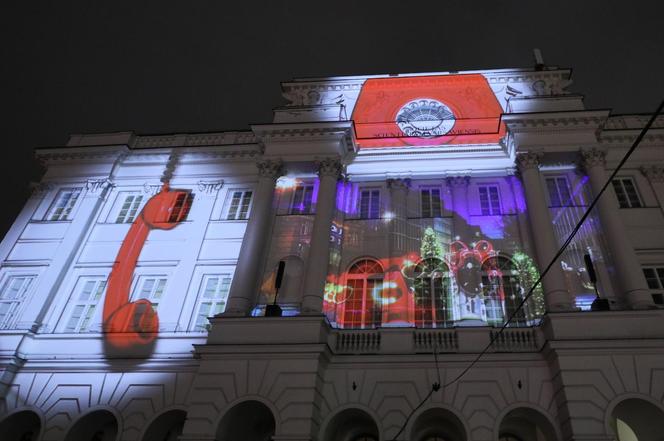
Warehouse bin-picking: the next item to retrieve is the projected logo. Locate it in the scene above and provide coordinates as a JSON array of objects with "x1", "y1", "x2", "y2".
[
  {"x1": 352, "y1": 74, "x2": 505, "y2": 148},
  {"x1": 396, "y1": 99, "x2": 455, "y2": 138},
  {"x1": 103, "y1": 183, "x2": 192, "y2": 349}
]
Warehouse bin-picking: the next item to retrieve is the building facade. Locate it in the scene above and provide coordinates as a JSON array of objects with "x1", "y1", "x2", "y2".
[{"x1": 1, "y1": 66, "x2": 664, "y2": 441}]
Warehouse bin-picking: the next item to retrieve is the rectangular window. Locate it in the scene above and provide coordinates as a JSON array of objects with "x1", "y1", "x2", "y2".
[
  {"x1": 290, "y1": 185, "x2": 314, "y2": 215},
  {"x1": 0, "y1": 275, "x2": 36, "y2": 329},
  {"x1": 612, "y1": 178, "x2": 642, "y2": 208},
  {"x1": 194, "y1": 274, "x2": 232, "y2": 331},
  {"x1": 64, "y1": 278, "x2": 106, "y2": 332},
  {"x1": 545, "y1": 177, "x2": 572, "y2": 207},
  {"x1": 133, "y1": 276, "x2": 168, "y2": 311},
  {"x1": 478, "y1": 185, "x2": 501, "y2": 215},
  {"x1": 359, "y1": 189, "x2": 380, "y2": 219},
  {"x1": 421, "y1": 188, "x2": 442, "y2": 218},
  {"x1": 643, "y1": 266, "x2": 664, "y2": 305},
  {"x1": 226, "y1": 190, "x2": 253, "y2": 220},
  {"x1": 115, "y1": 193, "x2": 144, "y2": 223},
  {"x1": 45, "y1": 188, "x2": 82, "y2": 221}
]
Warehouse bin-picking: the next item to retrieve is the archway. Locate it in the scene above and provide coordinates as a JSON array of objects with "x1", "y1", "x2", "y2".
[
  {"x1": 217, "y1": 400, "x2": 275, "y2": 441},
  {"x1": 64, "y1": 410, "x2": 118, "y2": 441},
  {"x1": 323, "y1": 408, "x2": 379, "y2": 441},
  {"x1": 142, "y1": 409, "x2": 186, "y2": 441},
  {"x1": 498, "y1": 407, "x2": 558, "y2": 441},
  {"x1": 410, "y1": 407, "x2": 467, "y2": 441},
  {"x1": 610, "y1": 398, "x2": 664, "y2": 441},
  {"x1": 0, "y1": 410, "x2": 41, "y2": 441}
]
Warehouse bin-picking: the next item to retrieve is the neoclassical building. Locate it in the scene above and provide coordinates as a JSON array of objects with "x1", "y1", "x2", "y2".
[{"x1": 1, "y1": 66, "x2": 663, "y2": 441}]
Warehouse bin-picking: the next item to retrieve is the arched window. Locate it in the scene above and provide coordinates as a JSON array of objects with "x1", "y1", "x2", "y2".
[
  {"x1": 341, "y1": 259, "x2": 383, "y2": 329},
  {"x1": 482, "y1": 257, "x2": 525, "y2": 326},
  {"x1": 413, "y1": 259, "x2": 450, "y2": 328}
]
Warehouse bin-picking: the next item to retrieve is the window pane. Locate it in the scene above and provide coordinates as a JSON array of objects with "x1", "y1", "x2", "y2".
[
  {"x1": 238, "y1": 191, "x2": 252, "y2": 219},
  {"x1": 227, "y1": 191, "x2": 242, "y2": 220},
  {"x1": 546, "y1": 178, "x2": 561, "y2": 207},
  {"x1": 557, "y1": 178, "x2": 571, "y2": 206},
  {"x1": 431, "y1": 189, "x2": 441, "y2": 217},
  {"x1": 421, "y1": 190, "x2": 431, "y2": 218},
  {"x1": 370, "y1": 190, "x2": 380, "y2": 219}
]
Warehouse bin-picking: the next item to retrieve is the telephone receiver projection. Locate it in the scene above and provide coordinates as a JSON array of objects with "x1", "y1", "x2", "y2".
[{"x1": 103, "y1": 183, "x2": 192, "y2": 348}]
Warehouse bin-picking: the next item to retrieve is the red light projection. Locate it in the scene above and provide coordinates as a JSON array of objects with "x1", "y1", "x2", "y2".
[
  {"x1": 103, "y1": 183, "x2": 192, "y2": 349},
  {"x1": 352, "y1": 74, "x2": 505, "y2": 148}
]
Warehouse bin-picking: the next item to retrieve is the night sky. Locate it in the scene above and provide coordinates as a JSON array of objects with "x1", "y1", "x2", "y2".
[{"x1": 3, "y1": 1, "x2": 663, "y2": 236}]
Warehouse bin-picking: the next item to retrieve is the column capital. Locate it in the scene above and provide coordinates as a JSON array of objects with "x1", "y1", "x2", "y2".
[
  {"x1": 515, "y1": 151, "x2": 543, "y2": 172},
  {"x1": 579, "y1": 148, "x2": 607, "y2": 170},
  {"x1": 387, "y1": 177, "x2": 411, "y2": 191},
  {"x1": 256, "y1": 158, "x2": 284, "y2": 179},
  {"x1": 85, "y1": 178, "x2": 114, "y2": 195},
  {"x1": 446, "y1": 175, "x2": 470, "y2": 187},
  {"x1": 316, "y1": 157, "x2": 343, "y2": 179},
  {"x1": 641, "y1": 165, "x2": 664, "y2": 183},
  {"x1": 29, "y1": 181, "x2": 54, "y2": 197}
]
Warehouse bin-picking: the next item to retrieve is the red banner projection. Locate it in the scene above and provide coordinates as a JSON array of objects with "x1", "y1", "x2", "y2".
[
  {"x1": 103, "y1": 183, "x2": 192, "y2": 349},
  {"x1": 352, "y1": 74, "x2": 505, "y2": 148}
]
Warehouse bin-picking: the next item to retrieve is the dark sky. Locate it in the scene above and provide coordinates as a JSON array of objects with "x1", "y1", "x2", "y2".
[{"x1": 3, "y1": 1, "x2": 663, "y2": 236}]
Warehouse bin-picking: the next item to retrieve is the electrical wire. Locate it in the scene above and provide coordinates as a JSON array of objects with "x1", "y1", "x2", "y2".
[{"x1": 389, "y1": 99, "x2": 664, "y2": 441}]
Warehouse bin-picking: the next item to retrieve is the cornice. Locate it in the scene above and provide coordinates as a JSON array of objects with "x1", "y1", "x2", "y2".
[
  {"x1": 131, "y1": 131, "x2": 257, "y2": 148},
  {"x1": 502, "y1": 110, "x2": 609, "y2": 133},
  {"x1": 252, "y1": 121, "x2": 356, "y2": 154},
  {"x1": 35, "y1": 146, "x2": 129, "y2": 162}
]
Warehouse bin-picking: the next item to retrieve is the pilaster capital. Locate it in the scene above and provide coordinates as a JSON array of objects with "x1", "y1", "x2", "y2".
[
  {"x1": 143, "y1": 182, "x2": 162, "y2": 195},
  {"x1": 387, "y1": 178, "x2": 411, "y2": 191},
  {"x1": 641, "y1": 165, "x2": 664, "y2": 183},
  {"x1": 85, "y1": 178, "x2": 114, "y2": 194},
  {"x1": 29, "y1": 181, "x2": 54, "y2": 197},
  {"x1": 446, "y1": 175, "x2": 470, "y2": 187},
  {"x1": 197, "y1": 179, "x2": 224, "y2": 194},
  {"x1": 579, "y1": 148, "x2": 607, "y2": 170},
  {"x1": 515, "y1": 151, "x2": 543, "y2": 172},
  {"x1": 316, "y1": 157, "x2": 343, "y2": 179},
  {"x1": 256, "y1": 159, "x2": 284, "y2": 179}
]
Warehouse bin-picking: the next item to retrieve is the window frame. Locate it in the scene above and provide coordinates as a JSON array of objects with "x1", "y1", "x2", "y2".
[
  {"x1": 420, "y1": 187, "x2": 443, "y2": 218},
  {"x1": 289, "y1": 184, "x2": 315, "y2": 215},
  {"x1": 224, "y1": 188, "x2": 254, "y2": 220},
  {"x1": 62, "y1": 276, "x2": 108, "y2": 333},
  {"x1": 358, "y1": 188, "x2": 381, "y2": 220},
  {"x1": 107, "y1": 191, "x2": 146, "y2": 224},
  {"x1": 192, "y1": 273, "x2": 233, "y2": 331},
  {"x1": 612, "y1": 177, "x2": 643, "y2": 208},
  {"x1": 477, "y1": 184, "x2": 502, "y2": 215},
  {"x1": 413, "y1": 258, "x2": 450, "y2": 328},
  {"x1": 545, "y1": 175, "x2": 573, "y2": 208},
  {"x1": 340, "y1": 259, "x2": 384, "y2": 329},
  {"x1": 44, "y1": 187, "x2": 83, "y2": 221},
  {"x1": 0, "y1": 273, "x2": 37, "y2": 329}
]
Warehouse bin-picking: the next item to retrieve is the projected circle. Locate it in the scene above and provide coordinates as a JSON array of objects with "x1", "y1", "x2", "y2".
[{"x1": 396, "y1": 99, "x2": 455, "y2": 138}]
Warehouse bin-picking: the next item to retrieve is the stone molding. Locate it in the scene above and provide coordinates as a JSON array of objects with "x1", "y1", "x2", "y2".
[
  {"x1": 256, "y1": 159, "x2": 284, "y2": 179},
  {"x1": 29, "y1": 181, "x2": 55, "y2": 197},
  {"x1": 316, "y1": 158, "x2": 343, "y2": 179},
  {"x1": 143, "y1": 183, "x2": 162, "y2": 195},
  {"x1": 446, "y1": 176, "x2": 470, "y2": 187},
  {"x1": 515, "y1": 151, "x2": 543, "y2": 172},
  {"x1": 579, "y1": 148, "x2": 607, "y2": 169},
  {"x1": 386, "y1": 178, "x2": 411, "y2": 191},
  {"x1": 641, "y1": 165, "x2": 664, "y2": 183}
]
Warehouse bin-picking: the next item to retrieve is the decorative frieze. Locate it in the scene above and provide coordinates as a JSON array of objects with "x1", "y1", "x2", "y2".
[
  {"x1": 197, "y1": 180, "x2": 224, "y2": 194},
  {"x1": 641, "y1": 165, "x2": 664, "y2": 183},
  {"x1": 85, "y1": 178, "x2": 114, "y2": 194}
]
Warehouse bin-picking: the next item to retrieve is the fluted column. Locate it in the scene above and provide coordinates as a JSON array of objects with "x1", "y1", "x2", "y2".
[
  {"x1": 301, "y1": 158, "x2": 342, "y2": 314},
  {"x1": 581, "y1": 149, "x2": 654, "y2": 309},
  {"x1": 224, "y1": 159, "x2": 283, "y2": 315},
  {"x1": 516, "y1": 152, "x2": 573, "y2": 311},
  {"x1": 641, "y1": 165, "x2": 664, "y2": 217},
  {"x1": 386, "y1": 178, "x2": 410, "y2": 325}
]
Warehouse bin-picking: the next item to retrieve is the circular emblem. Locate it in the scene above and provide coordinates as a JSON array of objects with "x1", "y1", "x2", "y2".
[{"x1": 396, "y1": 99, "x2": 455, "y2": 138}]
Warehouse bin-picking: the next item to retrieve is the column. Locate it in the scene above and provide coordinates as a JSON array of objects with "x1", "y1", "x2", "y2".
[
  {"x1": 641, "y1": 165, "x2": 664, "y2": 217},
  {"x1": 385, "y1": 178, "x2": 410, "y2": 325},
  {"x1": 301, "y1": 158, "x2": 342, "y2": 314},
  {"x1": 447, "y1": 176, "x2": 470, "y2": 241},
  {"x1": 224, "y1": 159, "x2": 283, "y2": 316},
  {"x1": 516, "y1": 152, "x2": 572, "y2": 311},
  {"x1": 581, "y1": 149, "x2": 654, "y2": 309}
]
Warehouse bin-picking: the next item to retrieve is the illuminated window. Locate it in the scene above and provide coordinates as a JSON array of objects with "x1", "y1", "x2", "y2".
[
  {"x1": 114, "y1": 193, "x2": 144, "y2": 223},
  {"x1": 194, "y1": 274, "x2": 232, "y2": 331},
  {"x1": 421, "y1": 188, "x2": 442, "y2": 218},
  {"x1": 290, "y1": 184, "x2": 314, "y2": 214},
  {"x1": 612, "y1": 177, "x2": 642, "y2": 208},
  {"x1": 226, "y1": 190, "x2": 253, "y2": 220},
  {"x1": 45, "y1": 188, "x2": 82, "y2": 221},
  {"x1": 413, "y1": 259, "x2": 449, "y2": 328},
  {"x1": 133, "y1": 276, "x2": 167, "y2": 311},
  {"x1": 64, "y1": 278, "x2": 106, "y2": 332},
  {"x1": 0, "y1": 275, "x2": 36, "y2": 329},
  {"x1": 643, "y1": 266, "x2": 664, "y2": 305},
  {"x1": 359, "y1": 189, "x2": 380, "y2": 219},
  {"x1": 341, "y1": 260, "x2": 383, "y2": 329},
  {"x1": 478, "y1": 185, "x2": 501, "y2": 215},
  {"x1": 545, "y1": 176, "x2": 572, "y2": 207},
  {"x1": 482, "y1": 257, "x2": 525, "y2": 326}
]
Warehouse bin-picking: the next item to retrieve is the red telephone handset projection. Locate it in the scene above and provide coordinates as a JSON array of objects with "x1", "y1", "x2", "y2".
[{"x1": 103, "y1": 183, "x2": 192, "y2": 348}]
